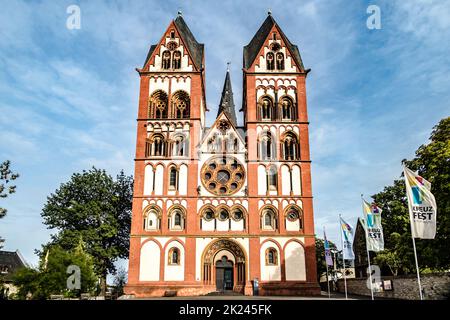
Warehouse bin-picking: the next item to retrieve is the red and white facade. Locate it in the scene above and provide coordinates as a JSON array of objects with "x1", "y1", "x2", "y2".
[{"x1": 125, "y1": 13, "x2": 320, "y2": 297}]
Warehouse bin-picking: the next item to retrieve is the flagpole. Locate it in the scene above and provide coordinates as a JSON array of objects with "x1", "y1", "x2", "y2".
[
  {"x1": 404, "y1": 166, "x2": 424, "y2": 300},
  {"x1": 339, "y1": 214, "x2": 348, "y2": 300},
  {"x1": 324, "y1": 226, "x2": 331, "y2": 299},
  {"x1": 361, "y1": 195, "x2": 374, "y2": 300},
  {"x1": 411, "y1": 236, "x2": 423, "y2": 300}
]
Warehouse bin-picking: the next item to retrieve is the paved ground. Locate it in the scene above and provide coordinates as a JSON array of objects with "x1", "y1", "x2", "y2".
[{"x1": 129, "y1": 291, "x2": 370, "y2": 300}]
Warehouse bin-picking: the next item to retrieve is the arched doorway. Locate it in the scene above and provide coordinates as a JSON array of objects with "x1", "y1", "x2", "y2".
[
  {"x1": 215, "y1": 256, "x2": 233, "y2": 291},
  {"x1": 202, "y1": 239, "x2": 246, "y2": 293}
]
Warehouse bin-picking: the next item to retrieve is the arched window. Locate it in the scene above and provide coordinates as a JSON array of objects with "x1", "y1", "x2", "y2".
[
  {"x1": 207, "y1": 135, "x2": 217, "y2": 152},
  {"x1": 149, "y1": 134, "x2": 167, "y2": 157},
  {"x1": 218, "y1": 208, "x2": 229, "y2": 221},
  {"x1": 172, "y1": 135, "x2": 186, "y2": 156},
  {"x1": 168, "y1": 207, "x2": 185, "y2": 230},
  {"x1": 265, "y1": 248, "x2": 278, "y2": 265},
  {"x1": 258, "y1": 132, "x2": 274, "y2": 160},
  {"x1": 282, "y1": 132, "x2": 299, "y2": 161},
  {"x1": 261, "y1": 208, "x2": 277, "y2": 230},
  {"x1": 232, "y1": 208, "x2": 244, "y2": 221},
  {"x1": 276, "y1": 52, "x2": 285, "y2": 70},
  {"x1": 143, "y1": 207, "x2": 161, "y2": 231},
  {"x1": 168, "y1": 247, "x2": 180, "y2": 265},
  {"x1": 171, "y1": 91, "x2": 190, "y2": 119},
  {"x1": 225, "y1": 134, "x2": 238, "y2": 152},
  {"x1": 203, "y1": 208, "x2": 215, "y2": 221},
  {"x1": 286, "y1": 206, "x2": 303, "y2": 229},
  {"x1": 145, "y1": 138, "x2": 151, "y2": 157},
  {"x1": 172, "y1": 51, "x2": 181, "y2": 69},
  {"x1": 148, "y1": 90, "x2": 168, "y2": 119},
  {"x1": 280, "y1": 97, "x2": 295, "y2": 120},
  {"x1": 267, "y1": 166, "x2": 277, "y2": 191},
  {"x1": 162, "y1": 50, "x2": 171, "y2": 69},
  {"x1": 258, "y1": 96, "x2": 274, "y2": 121},
  {"x1": 266, "y1": 52, "x2": 275, "y2": 71},
  {"x1": 174, "y1": 212, "x2": 182, "y2": 226},
  {"x1": 169, "y1": 167, "x2": 178, "y2": 190}
]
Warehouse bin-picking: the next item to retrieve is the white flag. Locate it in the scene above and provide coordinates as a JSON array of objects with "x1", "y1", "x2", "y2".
[
  {"x1": 362, "y1": 199, "x2": 384, "y2": 252},
  {"x1": 340, "y1": 217, "x2": 355, "y2": 260},
  {"x1": 404, "y1": 166, "x2": 437, "y2": 239}
]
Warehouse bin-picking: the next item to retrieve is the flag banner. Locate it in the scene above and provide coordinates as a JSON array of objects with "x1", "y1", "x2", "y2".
[
  {"x1": 340, "y1": 217, "x2": 355, "y2": 260},
  {"x1": 362, "y1": 199, "x2": 384, "y2": 252},
  {"x1": 404, "y1": 167, "x2": 437, "y2": 239},
  {"x1": 324, "y1": 230, "x2": 334, "y2": 267}
]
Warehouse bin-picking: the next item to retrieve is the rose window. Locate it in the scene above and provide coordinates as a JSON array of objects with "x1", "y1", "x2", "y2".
[{"x1": 201, "y1": 156, "x2": 245, "y2": 196}]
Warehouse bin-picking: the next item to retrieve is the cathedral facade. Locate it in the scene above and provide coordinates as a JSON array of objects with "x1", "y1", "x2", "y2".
[{"x1": 125, "y1": 13, "x2": 320, "y2": 297}]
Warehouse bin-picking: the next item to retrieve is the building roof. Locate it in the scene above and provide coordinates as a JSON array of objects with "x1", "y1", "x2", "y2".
[
  {"x1": 0, "y1": 250, "x2": 27, "y2": 281},
  {"x1": 173, "y1": 15, "x2": 204, "y2": 70},
  {"x1": 243, "y1": 14, "x2": 305, "y2": 71},
  {"x1": 143, "y1": 15, "x2": 204, "y2": 70},
  {"x1": 216, "y1": 68, "x2": 237, "y2": 126}
]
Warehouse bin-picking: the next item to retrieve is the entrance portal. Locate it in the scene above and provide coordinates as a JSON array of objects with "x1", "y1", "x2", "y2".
[
  {"x1": 215, "y1": 256, "x2": 234, "y2": 291},
  {"x1": 201, "y1": 239, "x2": 246, "y2": 294}
]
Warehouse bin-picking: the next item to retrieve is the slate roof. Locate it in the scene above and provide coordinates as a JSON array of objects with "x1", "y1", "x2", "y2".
[
  {"x1": 143, "y1": 15, "x2": 204, "y2": 70},
  {"x1": 216, "y1": 69, "x2": 237, "y2": 126},
  {"x1": 0, "y1": 250, "x2": 27, "y2": 281},
  {"x1": 243, "y1": 14, "x2": 305, "y2": 71}
]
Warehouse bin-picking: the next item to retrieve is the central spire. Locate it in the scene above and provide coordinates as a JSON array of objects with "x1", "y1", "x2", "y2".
[{"x1": 217, "y1": 65, "x2": 237, "y2": 126}]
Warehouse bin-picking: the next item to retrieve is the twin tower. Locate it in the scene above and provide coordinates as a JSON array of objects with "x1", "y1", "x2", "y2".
[{"x1": 125, "y1": 13, "x2": 319, "y2": 297}]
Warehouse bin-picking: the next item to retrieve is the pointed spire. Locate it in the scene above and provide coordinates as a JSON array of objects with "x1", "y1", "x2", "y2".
[{"x1": 217, "y1": 65, "x2": 237, "y2": 126}]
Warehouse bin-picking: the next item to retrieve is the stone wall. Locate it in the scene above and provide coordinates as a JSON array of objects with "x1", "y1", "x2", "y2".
[{"x1": 336, "y1": 273, "x2": 450, "y2": 300}]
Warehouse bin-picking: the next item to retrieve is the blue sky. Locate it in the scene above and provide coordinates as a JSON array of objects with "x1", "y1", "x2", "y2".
[{"x1": 0, "y1": 0, "x2": 449, "y2": 269}]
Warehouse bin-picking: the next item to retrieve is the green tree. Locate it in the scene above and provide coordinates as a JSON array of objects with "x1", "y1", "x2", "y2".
[
  {"x1": 39, "y1": 167, "x2": 133, "y2": 295},
  {"x1": 404, "y1": 116, "x2": 450, "y2": 269},
  {"x1": 13, "y1": 243, "x2": 97, "y2": 300},
  {"x1": 0, "y1": 160, "x2": 19, "y2": 248},
  {"x1": 315, "y1": 237, "x2": 342, "y2": 281},
  {"x1": 372, "y1": 117, "x2": 450, "y2": 273}
]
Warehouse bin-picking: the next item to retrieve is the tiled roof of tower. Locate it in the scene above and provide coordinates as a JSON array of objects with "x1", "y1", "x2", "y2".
[
  {"x1": 173, "y1": 15, "x2": 204, "y2": 70},
  {"x1": 243, "y1": 14, "x2": 304, "y2": 71},
  {"x1": 217, "y1": 69, "x2": 237, "y2": 126},
  {"x1": 143, "y1": 15, "x2": 204, "y2": 70}
]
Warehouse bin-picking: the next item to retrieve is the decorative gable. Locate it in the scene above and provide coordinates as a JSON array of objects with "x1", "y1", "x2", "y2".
[
  {"x1": 142, "y1": 16, "x2": 204, "y2": 72},
  {"x1": 243, "y1": 15, "x2": 305, "y2": 73},
  {"x1": 200, "y1": 113, "x2": 245, "y2": 154}
]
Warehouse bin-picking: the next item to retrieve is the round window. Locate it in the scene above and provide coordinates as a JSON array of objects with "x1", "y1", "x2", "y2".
[
  {"x1": 287, "y1": 209, "x2": 300, "y2": 221},
  {"x1": 233, "y1": 209, "x2": 243, "y2": 221},
  {"x1": 200, "y1": 156, "x2": 245, "y2": 196},
  {"x1": 204, "y1": 209, "x2": 214, "y2": 221},
  {"x1": 219, "y1": 210, "x2": 229, "y2": 221}
]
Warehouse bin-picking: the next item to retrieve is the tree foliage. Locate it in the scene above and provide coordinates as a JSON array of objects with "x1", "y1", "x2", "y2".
[
  {"x1": 372, "y1": 117, "x2": 450, "y2": 273},
  {"x1": 0, "y1": 160, "x2": 19, "y2": 248},
  {"x1": 12, "y1": 243, "x2": 97, "y2": 300},
  {"x1": 315, "y1": 237, "x2": 343, "y2": 281},
  {"x1": 39, "y1": 167, "x2": 133, "y2": 294}
]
